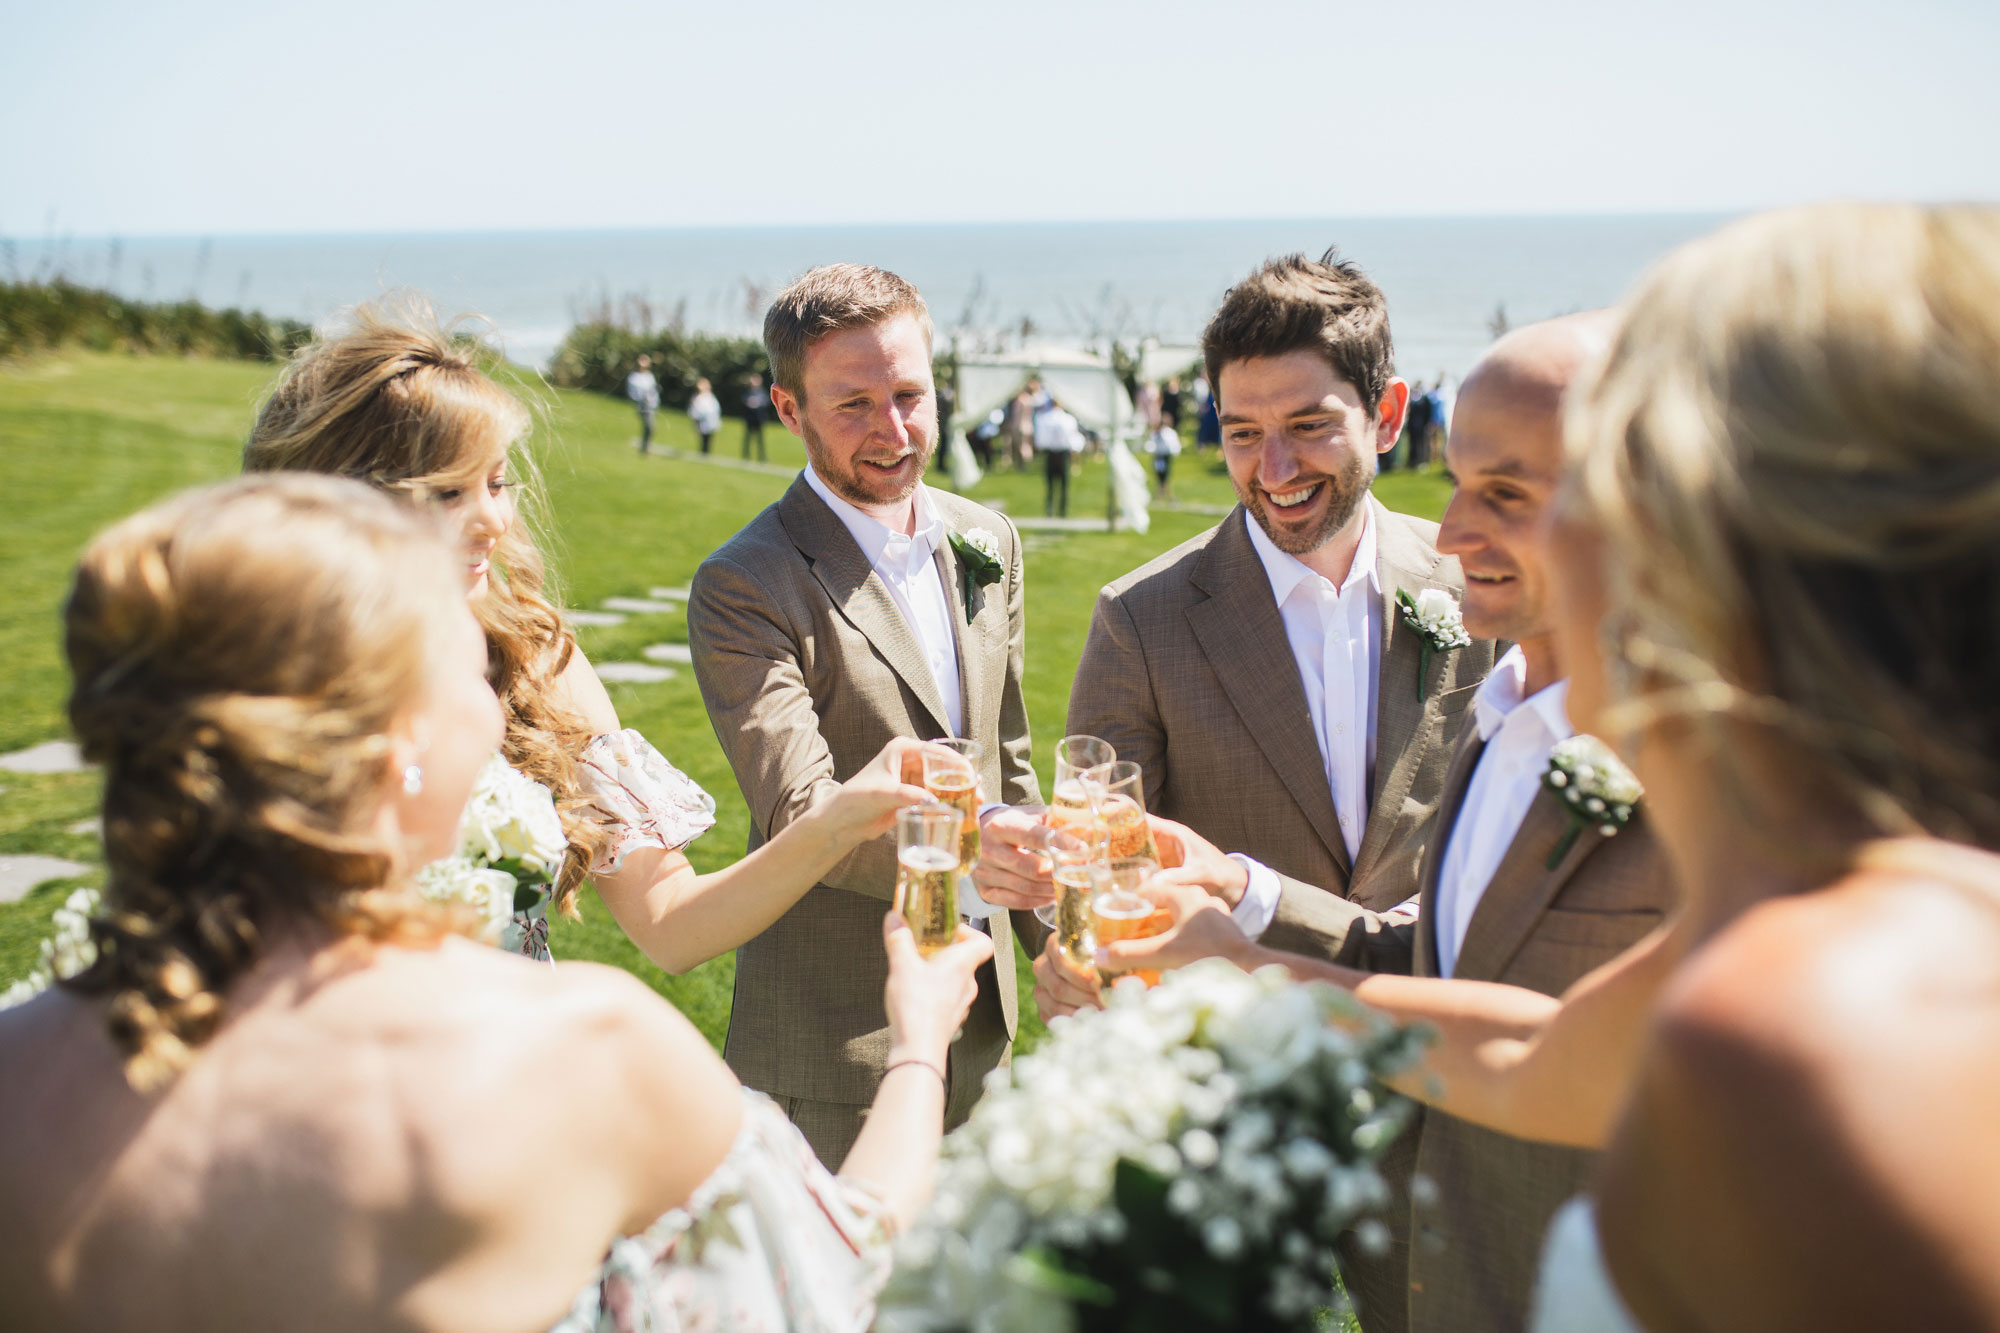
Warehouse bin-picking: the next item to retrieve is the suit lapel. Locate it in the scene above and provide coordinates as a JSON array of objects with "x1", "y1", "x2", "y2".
[
  {"x1": 1449, "y1": 787, "x2": 1603, "y2": 982},
  {"x1": 930, "y1": 497, "x2": 992, "y2": 743},
  {"x1": 1186, "y1": 510, "x2": 1351, "y2": 880},
  {"x1": 779, "y1": 477, "x2": 955, "y2": 735},
  {"x1": 1413, "y1": 725, "x2": 1488, "y2": 977},
  {"x1": 1353, "y1": 500, "x2": 1448, "y2": 878}
]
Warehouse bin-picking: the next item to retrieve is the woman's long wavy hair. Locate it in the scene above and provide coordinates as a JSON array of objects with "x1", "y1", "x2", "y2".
[
  {"x1": 1565, "y1": 203, "x2": 2000, "y2": 851},
  {"x1": 244, "y1": 300, "x2": 607, "y2": 909},
  {"x1": 63, "y1": 475, "x2": 474, "y2": 1090}
]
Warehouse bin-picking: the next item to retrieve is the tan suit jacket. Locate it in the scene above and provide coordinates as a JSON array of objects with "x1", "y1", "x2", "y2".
[
  {"x1": 1367, "y1": 719, "x2": 1675, "y2": 1333},
  {"x1": 687, "y1": 477, "x2": 1041, "y2": 1155},
  {"x1": 1067, "y1": 499, "x2": 1497, "y2": 959}
]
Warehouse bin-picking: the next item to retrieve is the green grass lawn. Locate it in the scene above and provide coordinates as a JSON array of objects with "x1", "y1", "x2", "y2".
[{"x1": 0, "y1": 351, "x2": 1450, "y2": 1058}]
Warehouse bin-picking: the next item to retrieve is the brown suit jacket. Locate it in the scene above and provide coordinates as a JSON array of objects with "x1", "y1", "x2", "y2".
[
  {"x1": 687, "y1": 477, "x2": 1041, "y2": 1127},
  {"x1": 1369, "y1": 718, "x2": 1675, "y2": 1333},
  {"x1": 1067, "y1": 499, "x2": 1497, "y2": 960}
]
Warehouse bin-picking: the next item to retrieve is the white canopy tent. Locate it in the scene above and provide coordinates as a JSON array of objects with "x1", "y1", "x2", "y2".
[
  {"x1": 1135, "y1": 342, "x2": 1203, "y2": 388},
  {"x1": 952, "y1": 344, "x2": 1135, "y2": 442}
]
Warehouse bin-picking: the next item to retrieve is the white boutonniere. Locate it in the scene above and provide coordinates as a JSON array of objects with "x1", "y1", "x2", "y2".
[
  {"x1": 1395, "y1": 588, "x2": 1472, "y2": 701},
  {"x1": 1541, "y1": 735, "x2": 1643, "y2": 869},
  {"x1": 415, "y1": 753, "x2": 567, "y2": 962},
  {"x1": 947, "y1": 526, "x2": 1004, "y2": 621}
]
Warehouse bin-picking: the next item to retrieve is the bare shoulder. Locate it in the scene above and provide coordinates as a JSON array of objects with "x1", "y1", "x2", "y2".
[{"x1": 1600, "y1": 846, "x2": 2000, "y2": 1328}]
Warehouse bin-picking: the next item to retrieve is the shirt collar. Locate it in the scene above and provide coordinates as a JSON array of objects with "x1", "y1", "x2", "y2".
[
  {"x1": 1472, "y1": 644, "x2": 1575, "y2": 745},
  {"x1": 804, "y1": 466, "x2": 943, "y2": 571},
  {"x1": 1244, "y1": 501, "x2": 1380, "y2": 609}
]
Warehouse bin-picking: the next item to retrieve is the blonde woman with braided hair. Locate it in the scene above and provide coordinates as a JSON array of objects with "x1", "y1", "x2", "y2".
[
  {"x1": 0, "y1": 474, "x2": 992, "y2": 1331},
  {"x1": 1096, "y1": 204, "x2": 2000, "y2": 1330},
  {"x1": 245, "y1": 301, "x2": 941, "y2": 973}
]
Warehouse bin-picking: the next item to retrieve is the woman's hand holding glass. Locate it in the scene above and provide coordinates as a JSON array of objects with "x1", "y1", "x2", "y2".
[
  {"x1": 881, "y1": 911, "x2": 994, "y2": 1064},
  {"x1": 1092, "y1": 877, "x2": 1259, "y2": 976},
  {"x1": 827, "y1": 737, "x2": 955, "y2": 843}
]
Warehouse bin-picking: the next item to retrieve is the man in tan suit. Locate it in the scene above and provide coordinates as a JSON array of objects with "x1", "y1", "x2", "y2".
[
  {"x1": 987, "y1": 250, "x2": 1496, "y2": 965},
  {"x1": 1077, "y1": 314, "x2": 1678, "y2": 1333},
  {"x1": 687, "y1": 265, "x2": 1041, "y2": 1167}
]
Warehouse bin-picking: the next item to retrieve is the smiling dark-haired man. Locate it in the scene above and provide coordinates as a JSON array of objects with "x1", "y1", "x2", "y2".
[{"x1": 988, "y1": 248, "x2": 1496, "y2": 1332}]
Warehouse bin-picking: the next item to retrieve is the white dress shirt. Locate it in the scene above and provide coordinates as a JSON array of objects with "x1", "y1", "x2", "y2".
[
  {"x1": 1229, "y1": 506, "x2": 1382, "y2": 939},
  {"x1": 1432, "y1": 645, "x2": 1572, "y2": 979},
  {"x1": 803, "y1": 467, "x2": 998, "y2": 919},
  {"x1": 803, "y1": 467, "x2": 963, "y2": 737}
]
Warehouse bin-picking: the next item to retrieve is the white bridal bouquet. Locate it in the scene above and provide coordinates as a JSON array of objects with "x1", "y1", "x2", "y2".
[
  {"x1": 414, "y1": 753, "x2": 568, "y2": 959},
  {"x1": 877, "y1": 961, "x2": 1428, "y2": 1333}
]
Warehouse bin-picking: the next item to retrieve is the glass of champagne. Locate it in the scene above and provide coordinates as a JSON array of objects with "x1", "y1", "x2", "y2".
[
  {"x1": 1091, "y1": 857, "x2": 1169, "y2": 987},
  {"x1": 922, "y1": 738, "x2": 983, "y2": 873},
  {"x1": 1086, "y1": 760, "x2": 1160, "y2": 864},
  {"x1": 1045, "y1": 735, "x2": 1114, "y2": 839},
  {"x1": 1030, "y1": 829, "x2": 1099, "y2": 973},
  {"x1": 895, "y1": 803, "x2": 962, "y2": 957}
]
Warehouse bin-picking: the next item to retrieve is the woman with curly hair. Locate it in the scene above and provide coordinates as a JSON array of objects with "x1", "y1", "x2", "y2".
[
  {"x1": 0, "y1": 474, "x2": 991, "y2": 1330},
  {"x1": 244, "y1": 302, "x2": 933, "y2": 972}
]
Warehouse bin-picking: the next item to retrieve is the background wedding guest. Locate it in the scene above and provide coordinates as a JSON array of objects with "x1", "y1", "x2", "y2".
[
  {"x1": 245, "y1": 304, "x2": 937, "y2": 978},
  {"x1": 1145, "y1": 415, "x2": 1181, "y2": 501},
  {"x1": 0, "y1": 473, "x2": 993, "y2": 1331},
  {"x1": 1033, "y1": 398, "x2": 1082, "y2": 517},
  {"x1": 687, "y1": 264, "x2": 1045, "y2": 1167},
  {"x1": 689, "y1": 375, "x2": 722, "y2": 454},
  {"x1": 1101, "y1": 203, "x2": 2000, "y2": 1333},
  {"x1": 1160, "y1": 373, "x2": 1184, "y2": 429},
  {"x1": 625, "y1": 353, "x2": 660, "y2": 454},
  {"x1": 1193, "y1": 370, "x2": 1220, "y2": 451},
  {"x1": 741, "y1": 371, "x2": 770, "y2": 460}
]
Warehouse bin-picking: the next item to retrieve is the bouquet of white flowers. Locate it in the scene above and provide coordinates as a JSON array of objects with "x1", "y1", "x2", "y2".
[
  {"x1": 414, "y1": 753, "x2": 568, "y2": 960},
  {"x1": 877, "y1": 961, "x2": 1428, "y2": 1333}
]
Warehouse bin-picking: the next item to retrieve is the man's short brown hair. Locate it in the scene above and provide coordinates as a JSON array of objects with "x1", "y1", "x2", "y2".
[
  {"x1": 1201, "y1": 249, "x2": 1395, "y2": 410},
  {"x1": 763, "y1": 263, "x2": 933, "y2": 401}
]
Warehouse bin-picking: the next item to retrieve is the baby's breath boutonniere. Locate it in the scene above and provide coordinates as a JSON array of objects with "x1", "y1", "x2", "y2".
[
  {"x1": 1542, "y1": 735, "x2": 1643, "y2": 870},
  {"x1": 1395, "y1": 587, "x2": 1472, "y2": 701},
  {"x1": 948, "y1": 527, "x2": 1004, "y2": 621}
]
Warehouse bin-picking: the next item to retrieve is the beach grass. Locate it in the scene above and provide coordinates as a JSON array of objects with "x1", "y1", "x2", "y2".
[{"x1": 0, "y1": 352, "x2": 1449, "y2": 1062}]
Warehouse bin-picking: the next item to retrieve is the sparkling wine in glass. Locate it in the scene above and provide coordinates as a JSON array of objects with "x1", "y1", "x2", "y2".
[
  {"x1": 895, "y1": 803, "x2": 962, "y2": 957},
  {"x1": 922, "y1": 738, "x2": 983, "y2": 872}
]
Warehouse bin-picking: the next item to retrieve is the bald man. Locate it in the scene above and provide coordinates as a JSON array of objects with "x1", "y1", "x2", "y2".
[{"x1": 1352, "y1": 313, "x2": 1677, "y2": 1333}]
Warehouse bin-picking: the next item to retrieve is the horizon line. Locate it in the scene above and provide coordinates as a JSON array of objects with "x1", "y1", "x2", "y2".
[{"x1": 0, "y1": 207, "x2": 1751, "y2": 246}]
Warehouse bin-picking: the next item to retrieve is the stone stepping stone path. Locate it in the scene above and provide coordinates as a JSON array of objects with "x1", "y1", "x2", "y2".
[
  {"x1": 67, "y1": 818, "x2": 101, "y2": 838},
  {"x1": 0, "y1": 740, "x2": 89, "y2": 774},
  {"x1": 595, "y1": 662, "x2": 677, "y2": 684},
  {"x1": 0, "y1": 855, "x2": 94, "y2": 904},
  {"x1": 642, "y1": 643, "x2": 694, "y2": 665},
  {"x1": 648, "y1": 586, "x2": 691, "y2": 601},
  {"x1": 564, "y1": 610, "x2": 628, "y2": 628},
  {"x1": 602, "y1": 597, "x2": 682, "y2": 615}
]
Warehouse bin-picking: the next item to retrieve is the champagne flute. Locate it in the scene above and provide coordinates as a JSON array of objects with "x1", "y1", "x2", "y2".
[
  {"x1": 895, "y1": 803, "x2": 962, "y2": 957},
  {"x1": 1045, "y1": 735, "x2": 1114, "y2": 838},
  {"x1": 922, "y1": 738, "x2": 983, "y2": 873},
  {"x1": 1031, "y1": 828, "x2": 1099, "y2": 973},
  {"x1": 1085, "y1": 760, "x2": 1160, "y2": 864},
  {"x1": 1090, "y1": 856, "x2": 1169, "y2": 986}
]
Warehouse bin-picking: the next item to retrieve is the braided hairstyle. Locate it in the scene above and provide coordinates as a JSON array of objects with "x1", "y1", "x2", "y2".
[
  {"x1": 244, "y1": 299, "x2": 609, "y2": 912},
  {"x1": 62, "y1": 474, "x2": 473, "y2": 1090}
]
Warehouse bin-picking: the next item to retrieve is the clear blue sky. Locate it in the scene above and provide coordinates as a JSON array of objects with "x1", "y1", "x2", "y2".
[{"x1": 6, "y1": 0, "x2": 1995, "y2": 237}]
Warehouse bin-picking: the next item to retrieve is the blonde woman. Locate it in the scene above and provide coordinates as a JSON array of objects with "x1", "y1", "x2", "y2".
[
  {"x1": 245, "y1": 303, "x2": 933, "y2": 974},
  {"x1": 1103, "y1": 204, "x2": 2000, "y2": 1329},
  {"x1": 0, "y1": 474, "x2": 992, "y2": 1330}
]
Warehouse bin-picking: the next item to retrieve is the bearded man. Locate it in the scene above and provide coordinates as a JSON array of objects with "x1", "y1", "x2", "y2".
[{"x1": 687, "y1": 264, "x2": 1042, "y2": 1167}]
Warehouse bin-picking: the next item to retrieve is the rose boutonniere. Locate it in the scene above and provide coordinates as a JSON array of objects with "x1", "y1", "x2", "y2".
[
  {"x1": 948, "y1": 527, "x2": 1004, "y2": 620},
  {"x1": 1395, "y1": 588, "x2": 1472, "y2": 701},
  {"x1": 1541, "y1": 735, "x2": 1643, "y2": 869}
]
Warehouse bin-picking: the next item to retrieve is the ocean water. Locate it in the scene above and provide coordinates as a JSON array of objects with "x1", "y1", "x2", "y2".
[{"x1": 5, "y1": 215, "x2": 1732, "y2": 377}]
